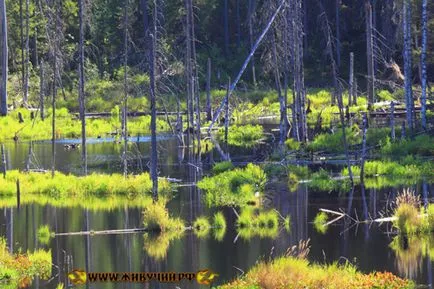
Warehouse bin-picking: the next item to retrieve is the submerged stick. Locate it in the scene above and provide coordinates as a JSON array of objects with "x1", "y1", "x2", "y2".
[{"x1": 56, "y1": 227, "x2": 192, "y2": 237}]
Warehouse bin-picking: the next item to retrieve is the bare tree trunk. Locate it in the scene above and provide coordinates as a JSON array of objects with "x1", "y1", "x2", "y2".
[
  {"x1": 185, "y1": 0, "x2": 194, "y2": 136},
  {"x1": 122, "y1": 0, "x2": 129, "y2": 177},
  {"x1": 365, "y1": 0, "x2": 375, "y2": 109},
  {"x1": 335, "y1": 0, "x2": 341, "y2": 68},
  {"x1": 348, "y1": 52, "x2": 354, "y2": 106},
  {"x1": 20, "y1": 0, "x2": 25, "y2": 104},
  {"x1": 403, "y1": 0, "x2": 414, "y2": 133},
  {"x1": 206, "y1": 58, "x2": 212, "y2": 121},
  {"x1": 0, "y1": 0, "x2": 7, "y2": 116},
  {"x1": 390, "y1": 101, "x2": 395, "y2": 140},
  {"x1": 208, "y1": 0, "x2": 286, "y2": 134},
  {"x1": 224, "y1": 78, "x2": 230, "y2": 145},
  {"x1": 271, "y1": 31, "x2": 286, "y2": 145},
  {"x1": 24, "y1": 0, "x2": 29, "y2": 105},
  {"x1": 78, "y1": 0, "x2": 87, "y2": 175},
  {"x1": 360, "y1": 112, "x2": 368, "y2": 184},
  {"x1": 39, "y1": 60, "x2": 45, "y2": 120},
  {"x1": 1, "y1": 143, "x2": 6, "y2": 178},
  {"x1": 337, "y1": 85, "x2": 354, "y2": 185},
  {"x1": 51, "y1": 52, "x2": 56, "y2": 178},
  {"x1": 420, "y1": 0, "x2": 428, "y2": 131},
  {"x1": 353, "y1": 77, "x2": 358, "y2": 105},
  {"x1": 149, "y1": 0, "x2": 158, "y2": 202},
  {"x1": 248, "y1": 0, "x2": 257, "y2": 87}
]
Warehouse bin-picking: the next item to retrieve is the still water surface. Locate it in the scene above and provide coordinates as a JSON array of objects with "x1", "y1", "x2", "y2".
[{"x1": 0, "y1": 135, "x2": 433, "y2": 288}]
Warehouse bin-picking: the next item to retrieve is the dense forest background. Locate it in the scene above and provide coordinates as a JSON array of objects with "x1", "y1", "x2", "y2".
[{"x1": 1, "y1": 0, "x2": 434, "y2": 110}]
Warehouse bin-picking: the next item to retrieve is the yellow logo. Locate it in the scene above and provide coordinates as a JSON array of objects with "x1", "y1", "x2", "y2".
[
  {"x1": 196, "y1": 269, "x2": 218, "y2": 285},
  {"x1": 68, "y1": 269, "x2": 87, "y2": 285}
]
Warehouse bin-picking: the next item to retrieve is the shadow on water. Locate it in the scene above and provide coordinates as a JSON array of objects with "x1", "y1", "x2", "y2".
[{"x1": 0, "y1": 134, "x2": 433, "y2": 288}]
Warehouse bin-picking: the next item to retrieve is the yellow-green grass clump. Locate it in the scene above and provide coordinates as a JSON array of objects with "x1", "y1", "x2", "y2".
[
  {"x1": 213, "y1": 211, "x2": 227, "y2": 241},
  {"x1": 0, "y1": 193, "x2": 159, "y2": 210},
  {"x1": 391, "y1": 190, "x2": 434, "y2": 235},
  {"x1": 217, "y1": 124, "x2": 264, "y2": 147},
  {"x1": 193, "y1": 216, "x2": 211, "y2": 238},
  {"x1": 143, "y1": 230, "x2": 184, "y2": 260},
  {"x1": 236, "y1": 209, "x2": 280, "y2": 239},
  {"x1": 216, "y1": 256, "x2": 414, "y2": 289},
  {"x1": 197, "y1": 163, "x2": 266, "y2": 207},
  {"x1": 313, "y1": 211, "x2": 329, "y2": 234},
  {"x1": 0, "y1": 170, "x2": 172, "y2": 201},
  {"x1": 37, "y1": 225, "x2": 53, "y2": 245},
  {"x1": 0, "y1": 238, "x2": 52, "y2": 288},
  {"x1": 142, "y1": 203, "x2": 185, "y2": 232},
  {"x1": 0, "y1": 107, "x2": 170, "y2": 142}
]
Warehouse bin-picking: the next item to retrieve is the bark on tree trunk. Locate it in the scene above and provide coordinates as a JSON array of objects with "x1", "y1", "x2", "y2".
[
  {"x1": 420, "y1": 0, "x2": 428, "y2": 131},
  {"x1": 24, "y1": 0, "x2": 29, "y2": 105},
  {"x1": 122, "y1": 0, "x2": 129, "y2": 177},
  {"x1": 39, "y1": 60, "x2": 45, "y2": 120},
  {"x1": 0, "y1": 0, "x2": 7, "y2": 116},
  {"x1": 390, "y1": 101, "x2": 395, "y2": 140},
  {"x1": 403, "y1": 0, "x2": 414, "y2": 133},
  {"x1": 78, "y1": 0, "x2": 87, "y2": 175},
  {"x1": 206, "y1": 58, "x2": 212, "y2": 121},
  {"x1": 335, "y1": 0, "x2": 341, "y2": 68},
  {"x1": 150, "y1": 0, "x2": 158, "y2": 202},
  {"x1": 360, "y1": 112, "x2": 368, "y2": 184},
  {"x1": 248, "y1": 0, "x2": 257, "y2": 87},
  {"x1": 365, "y1": 0, "x2": 375, "y2": 109},
  {"x1": 349, "y1": 52, "x2": 354, "y2": 106}
]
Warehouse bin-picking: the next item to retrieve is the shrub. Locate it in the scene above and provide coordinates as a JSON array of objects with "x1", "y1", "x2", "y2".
[{"x1": 212, "y1": 161, "x2": 234, "y2": 174}]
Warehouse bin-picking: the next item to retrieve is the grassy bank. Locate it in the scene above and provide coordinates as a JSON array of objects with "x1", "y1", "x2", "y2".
[
  {"x1": 0, "y1": 107, "x2": 171, "y2": 142},
  {"x1": 217, "y1": 256, "x2": 414, "y2": 289},
  {"x1": 0, "y1": 238, "x2": 52, "y2": 289},
  {"x1": 0, "y1": 171, "x2": 173, "y2": 206},
  {"x1": 197, "y1": 163, "x2": 266, "y2": 207}
]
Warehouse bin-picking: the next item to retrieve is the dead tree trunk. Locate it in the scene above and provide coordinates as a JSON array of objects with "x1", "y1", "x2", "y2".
[
  {"x1": 271, "y1": 31, "x2": 286, "y2": 144},
  {"x1": 39, "y1": 60, "x2": 45, "y2": 120},
  {"x1": 24, "y1": 0, "x2": 30, "y2": 105},
  {"x1": 365, "y1": 0, "x2": 375, "y2": 109},
  {"x1": 248, "y1": 0, "x2": 257, "y2": 87},
  {"x1": 348, "y1": 52, "x2": 354, "y2": 106},
  {"x1": 403, "y1": 0, "x2": 414, "y2": 133},
  {"x1": 149, "y1": 0, "x2": 158, "y2": 202},
  {"x1": 335, "y1": 0, "x2": 341, "y2": 68},
  {"x1": 224, "y1": 78, "x2": 230, "y2": 146},
  {"x1": 185, "y1": 0, "x2": 194, "y2": 137},
  {"x1": 0, "y1": 0, "x2": 7, "y2": 116},
  {"x1": 206, "y1": 58, "x2": 212, "y2": 121},
  {"x1": 360, "y1": 112, "x2": 368, "y2": 184},
  {"x1": 390, "y1": 101, "x2": 395, "y2": 140},
  {"x1": 1, "y1": 143, "x2": 6, "y2": 178},
  {"x1": 420, "y1": 0, "x2": 428, "y2": 130},
  {"x1": 122, "y1": 0, "x2": 129, "y2": 177},
  {"x1": 78, "y1": 0, "x2": 87, "y2": 175}
]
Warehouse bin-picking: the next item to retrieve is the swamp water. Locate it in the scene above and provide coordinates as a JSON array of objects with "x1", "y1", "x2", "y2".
[{"x1": 0, "y1": 134, "x2": 433, "y2": 288}]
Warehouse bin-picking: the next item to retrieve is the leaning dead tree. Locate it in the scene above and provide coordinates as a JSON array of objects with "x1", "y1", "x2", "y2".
[
  {"x1": 0, "y1": 0, "x2": 7, "y2": 116},
  {"x1": 208, "y1": 0, "x2": 287, "y2": 134}
]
